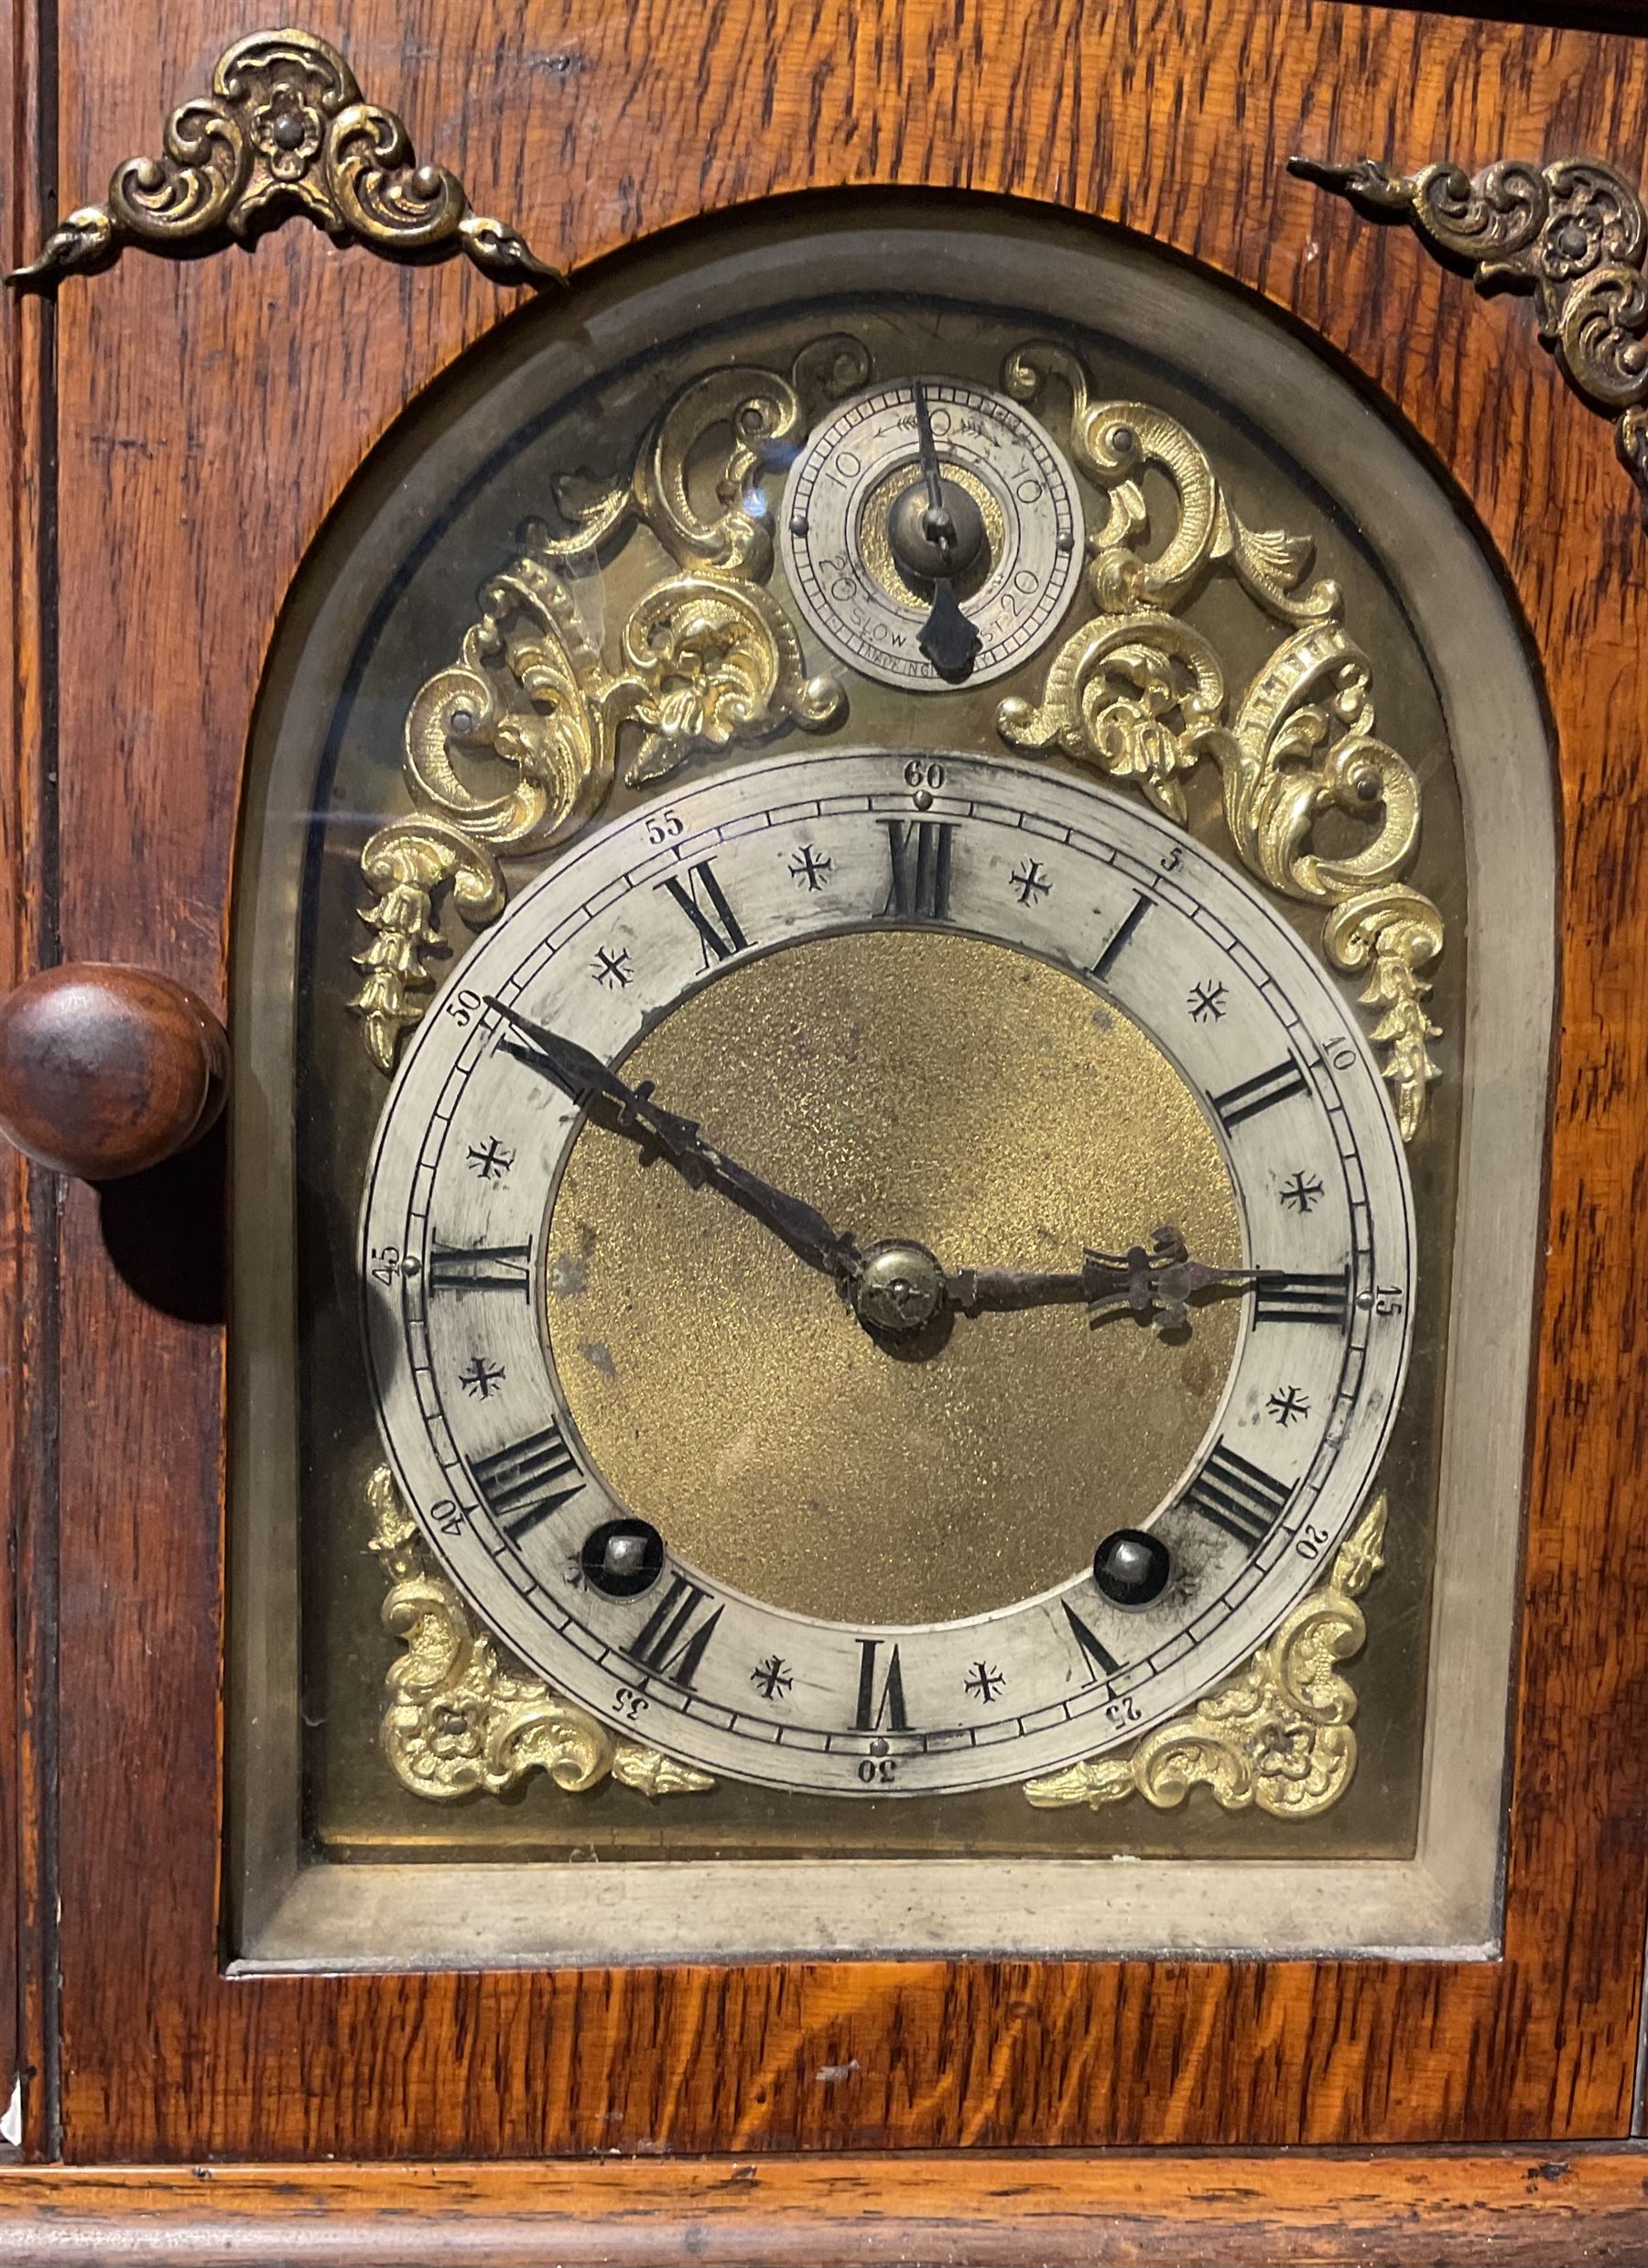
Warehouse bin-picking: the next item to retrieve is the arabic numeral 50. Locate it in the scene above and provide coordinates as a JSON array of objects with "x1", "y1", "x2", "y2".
[{"x1": 445, "y1": 988, "x2": 484, "y2": 1026}]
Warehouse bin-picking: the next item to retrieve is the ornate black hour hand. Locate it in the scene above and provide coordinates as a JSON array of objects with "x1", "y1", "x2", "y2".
[
  {"x1": 942, "y1": 1225, "x2": 1257, "y2": 1334},
  {"x1": 484, "y1": 996, "x2": 862, "y2": 1288}
]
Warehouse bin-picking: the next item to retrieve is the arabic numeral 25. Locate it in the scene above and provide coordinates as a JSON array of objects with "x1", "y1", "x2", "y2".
[{"x1": 1105, "y1": 1694, "x2": 1142, "y2": 1730}]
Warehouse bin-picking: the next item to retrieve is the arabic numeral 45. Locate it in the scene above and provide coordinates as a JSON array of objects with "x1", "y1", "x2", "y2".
[{"x1": 368, "y1": 1246, "x2": 422, "y2": 1286}]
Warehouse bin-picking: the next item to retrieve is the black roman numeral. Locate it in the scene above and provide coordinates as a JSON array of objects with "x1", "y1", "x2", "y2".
[
  {"x1": 1210, "y1": 1057, "x2": 1310, "y2": 1132},
  {"x1": 472, "y1": 1421, "x2": 585, "y2": 1540},
  {"x1": 1183, "y1": 1441, "x2": 1293, "y2": 1548},
  {"x1": 1090, "y1": 890, "x2": 1150, "y2": 981},
  {"x1": 427, "y1": 1240, "x2": 534, "y2": 1297},
  {"x1": 880, "y1": 819, "x2": 955, "y2": 921},
  {"x1": 1062, "y1": 1601, "x2": 1123, "y2": 1684},
  {"x1": 854, "y1": 1638, "x2": 909, "y2": 1731},
  {"x1": 657, "y1": 858, "x2": 749, "y2": 966},
  {"x1": 1254, "y1": 1268, "x2": 1350, "y2": 1327},
  {"x1": 630, "y1": 1576, "x2": 723, "y2": 1689}
]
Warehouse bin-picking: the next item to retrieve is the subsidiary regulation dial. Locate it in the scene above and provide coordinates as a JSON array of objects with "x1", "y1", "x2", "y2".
[{"x1": 779, "y1": 377, "x2": 1085, "y2": 689}]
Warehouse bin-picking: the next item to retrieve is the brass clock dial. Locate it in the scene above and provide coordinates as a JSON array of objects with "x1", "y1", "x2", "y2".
[{"x1": 361, "y1": 747, "x2": 1413, "y2": 1797}]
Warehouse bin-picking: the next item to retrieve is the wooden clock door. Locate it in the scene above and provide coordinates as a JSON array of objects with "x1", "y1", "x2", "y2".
[{"x1": 4, "y1": 0, "x2": 1648, "y2": 2251}]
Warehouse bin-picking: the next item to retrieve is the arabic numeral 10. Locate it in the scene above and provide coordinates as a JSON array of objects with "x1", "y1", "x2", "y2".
[{"x1": 1324, "y1": 1035, "x2": 1359, "y2": 1072}]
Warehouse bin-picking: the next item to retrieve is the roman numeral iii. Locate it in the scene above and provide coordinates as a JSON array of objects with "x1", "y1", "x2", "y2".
[
  {"x1": 1253, "y1": 1268, "x2": 1351, "y2": 1327},
  {"x1": 1183, "y1": 1441, "x2": 1293, "y2": 1548}
]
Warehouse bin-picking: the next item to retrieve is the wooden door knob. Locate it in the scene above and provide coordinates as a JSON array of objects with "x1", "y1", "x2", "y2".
[{"x1": 0, "y1": 963, "x2": 229, "y2": 1180}]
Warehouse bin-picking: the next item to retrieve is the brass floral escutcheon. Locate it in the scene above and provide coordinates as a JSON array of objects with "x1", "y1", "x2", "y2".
[
  {"x1": 369, "y1": 1466, "x2": 712, "y2": 1802},
  {"x1": 1024, "y1": 1492, "x2": 1387, "y2": 1819},
  {"x1": 1292, "y1": 150, "x2": 1648, "y2": 520},
  {"x1": 7, "y1": 27, "x2": 558, "y2": 289}
]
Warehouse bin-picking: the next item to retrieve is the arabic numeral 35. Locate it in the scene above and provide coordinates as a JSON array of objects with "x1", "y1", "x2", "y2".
[{"x1": 613, "y1": 1686, "x2": 650, "y2": 1721}]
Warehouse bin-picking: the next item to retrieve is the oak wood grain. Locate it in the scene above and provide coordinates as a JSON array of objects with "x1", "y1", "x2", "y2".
[
  {"x1": 28, "y1": 0, "x2": 1648, "y2": 2163},
  {"x1": 0, "y1": 2151, "x2": 1647, "y2": 2265}
]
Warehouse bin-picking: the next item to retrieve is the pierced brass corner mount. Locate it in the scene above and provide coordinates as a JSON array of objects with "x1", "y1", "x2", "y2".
[
  {"x1": 1291, "y1": 151, "x2": 1648, "y2": 521},
  {"x1": 7, "y1": 27, "x2": 560, "y2": 292}
]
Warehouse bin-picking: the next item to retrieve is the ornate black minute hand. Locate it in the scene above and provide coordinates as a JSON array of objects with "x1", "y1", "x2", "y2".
[
  {"x1": 485, "y1": 996, "x2": 863, "y2": 1288},
  {"x1": 909, "y1": 378, "x2": 982, "y2": 680}
]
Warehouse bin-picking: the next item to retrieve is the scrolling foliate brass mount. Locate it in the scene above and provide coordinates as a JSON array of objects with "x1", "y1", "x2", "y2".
[
  {"x1": 6, "y1": 28, "x2": 558, "y2": 291},
  {"x1": 1291, "y1": 151, "x2": 1648, "y2": 519}
]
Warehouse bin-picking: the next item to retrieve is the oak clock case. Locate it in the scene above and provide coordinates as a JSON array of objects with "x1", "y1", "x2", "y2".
[{"x1": 232, "y1": 203, "x2": 1550, "y2": 1969}]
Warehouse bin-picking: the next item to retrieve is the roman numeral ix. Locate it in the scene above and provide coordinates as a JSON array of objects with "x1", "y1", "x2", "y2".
[
  {"x1": 1183, "y1": 1441, "x2": 1293, "y2": 1549},
  {"x1": 472, "y1": 1421, "x2": 585, "y2": 1541},
  {"x1": 427, "y1": 1240, "x2": 535, "y2": 1297}
]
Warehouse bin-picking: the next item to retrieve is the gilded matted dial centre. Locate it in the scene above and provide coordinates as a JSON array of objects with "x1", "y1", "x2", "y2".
[{"x1": 544, "y1": 930, "x2": 1242, "y2": 1626}]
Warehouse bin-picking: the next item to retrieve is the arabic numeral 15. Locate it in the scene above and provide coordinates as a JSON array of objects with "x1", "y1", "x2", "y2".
[{"x1": 1375, "y1": 1286, "x2": 1405, "y2": 1318}]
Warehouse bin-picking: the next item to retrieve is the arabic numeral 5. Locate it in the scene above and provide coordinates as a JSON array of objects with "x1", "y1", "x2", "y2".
[
  {"x1": 857, "y1": 1757, "x2": 898, "y2": 1785},
  {"x1": 1297, "y1": 1524, "x2": 1332, "y2": 1561},
  {"x1": 1105, "y1": 1694, "x2": 1142, "y2": 1730},
  {"x1": 445, "y1": 988, "x2": 484, "y2": 1026},
  {"x1": 645, "y1": 808, "x2": 684, "y2": 845},
  {"x1": 613, "y1": 1686, "x2": 649, "y2": 1721}
]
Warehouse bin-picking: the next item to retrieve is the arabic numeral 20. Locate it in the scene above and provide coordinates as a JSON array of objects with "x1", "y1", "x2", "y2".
[{"x1": 1296, "y1": 1524, "x2": 1332, "y2": 1561}]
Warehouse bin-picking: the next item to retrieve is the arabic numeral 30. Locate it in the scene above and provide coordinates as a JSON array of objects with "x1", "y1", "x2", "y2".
[{"x1": 857, "y1": 1757, "x2": 898, "y2": 1785}]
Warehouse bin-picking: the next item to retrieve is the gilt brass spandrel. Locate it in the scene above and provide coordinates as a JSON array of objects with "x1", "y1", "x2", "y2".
[{"x1": 548, "y1": 928, "x2": 1241, "y2": 1628}]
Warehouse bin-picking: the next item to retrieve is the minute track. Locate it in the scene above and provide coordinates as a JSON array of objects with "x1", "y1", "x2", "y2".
[{"x1": 362, "y1": 747, "x2": 1414, "y2": 1797}]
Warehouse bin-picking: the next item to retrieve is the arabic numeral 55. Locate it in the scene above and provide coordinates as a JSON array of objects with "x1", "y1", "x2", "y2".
[{"x1": 645, "y1": 808, "x2": 684, "y2": 846}]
